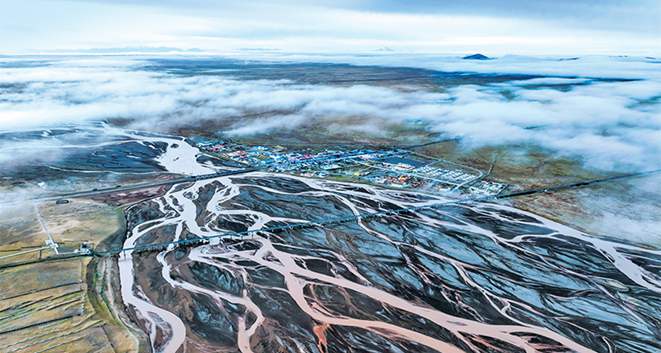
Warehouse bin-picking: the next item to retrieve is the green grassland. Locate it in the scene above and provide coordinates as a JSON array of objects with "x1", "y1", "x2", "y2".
[{"x1": 0, "y1": 199, "x2": 140, "y2": 353}]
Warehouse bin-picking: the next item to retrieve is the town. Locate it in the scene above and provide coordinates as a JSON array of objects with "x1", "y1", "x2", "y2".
[{"x1": 192, "y1": 137, "x2": 508, "y2": 197}]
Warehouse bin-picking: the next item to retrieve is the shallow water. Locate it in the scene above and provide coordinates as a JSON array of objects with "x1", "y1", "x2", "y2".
[{"x1": 117, "y1": 136, "x2": 661, "y2": 353}]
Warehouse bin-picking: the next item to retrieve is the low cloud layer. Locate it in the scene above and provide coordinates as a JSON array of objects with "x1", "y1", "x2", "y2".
[
  {"x1": 2, "y1": 1, "x2": 659, "y2": 55},
  {"x1": 1, "y1": 56, "x2": 660, "y2": 172}
]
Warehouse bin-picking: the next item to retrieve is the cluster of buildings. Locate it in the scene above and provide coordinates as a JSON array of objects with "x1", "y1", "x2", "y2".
[
  {"x1": 416, "y1": 165, "x2": 477, "y2": 183},
  {"x1": 193, "y1": 137, "x2": 507, "y2": 197}
]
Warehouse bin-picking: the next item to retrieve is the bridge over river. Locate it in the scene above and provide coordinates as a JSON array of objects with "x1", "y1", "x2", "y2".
[{"x1": 87, "y1": 168, "x2": 661, "y2": 258}]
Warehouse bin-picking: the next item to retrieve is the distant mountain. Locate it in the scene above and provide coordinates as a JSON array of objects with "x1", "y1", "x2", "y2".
[{"x1": 462, "y1": 53, "x2": 491, "y2": 60}]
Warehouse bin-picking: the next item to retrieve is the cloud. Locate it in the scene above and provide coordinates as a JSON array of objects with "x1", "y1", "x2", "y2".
[
  {"x1": 424, "y1": 80, "x2": 661, "y2": 170},
  {"x1": 0, "y1": 56, "x2": 660, "y2": 173},
  {"x1": 0, "y1": 138, "x2": 66, "y2": 171},
  {"x1": 0, "y1": 128, "x2": 126, "y2": 173},
  {"x1": 578, "y1": 176, "x2": 661, "y2": 245},
  {"x1": 250, "y1": 54, "x2": 661, "y2": 80},
  {"x1": 1, "y1": 1, "x2": 660, "y2": 55}
]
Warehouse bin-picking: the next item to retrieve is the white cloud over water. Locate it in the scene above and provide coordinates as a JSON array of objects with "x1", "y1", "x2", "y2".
[{"x1": 1, "y1": 56, "x2": 660, "y2": 172}]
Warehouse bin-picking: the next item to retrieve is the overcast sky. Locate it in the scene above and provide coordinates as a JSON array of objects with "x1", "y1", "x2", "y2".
[{"x1": 0, "y1": 0, "x2": 659, "y2": 55}]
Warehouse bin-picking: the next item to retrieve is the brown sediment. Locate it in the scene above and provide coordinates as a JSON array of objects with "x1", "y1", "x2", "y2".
[
  {"x1": 237, "y1": 236, "x2": 596, "y2": 353},
  {"x1": 89, "y1": 256, "x2": 149, "y2": 353},
  {"x1": 127, "y1": 173, "x2": 584, "y2": 352},
  {"x1": 93, "y1": 184, "x2": 172, "y2": 207},
  {"x1": 115, "y1": 158, "x2": 660, "y2": 353},
  {"x1": 313, "y1": 322, "x2": 330, "y2": 353}
]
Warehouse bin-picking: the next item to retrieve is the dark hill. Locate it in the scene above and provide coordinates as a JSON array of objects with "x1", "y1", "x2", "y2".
[{"x1": 463, "y1": 53, "x2": 491, "y2": 60}]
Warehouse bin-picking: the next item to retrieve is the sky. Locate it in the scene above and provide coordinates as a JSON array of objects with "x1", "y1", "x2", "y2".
[{"x1": 0, "y1": 0, "x2": 659, "y2": 55}]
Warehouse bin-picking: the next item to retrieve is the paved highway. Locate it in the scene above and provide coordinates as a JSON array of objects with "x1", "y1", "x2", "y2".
[
  {"x1": 496, "y1": 169, "x2": 661, "y2": 199},
  {"x1": 92, "y1": 168, "x2": 661, "y2": 257},
  {"x1": 9, "y1": 167, "x2": 661, "y2": 261},
  {"x1": 37, "y1": 168, "x2": 257, "y2": 202}
]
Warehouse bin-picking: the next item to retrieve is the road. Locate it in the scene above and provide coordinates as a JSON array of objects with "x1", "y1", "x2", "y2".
[
  {"x1": 21, "y1": 139, "x2": 471, "y2": 204},
  {"x1": 33, "y1": 203, "x2": 59, "y2": 254},
  {"x1": 496, "y1": 169, "x2": 661, "y2": 199},
  {"x1": 92, "y1": 168, "x2": 661, "y2": 257},
  {"x1": 10, "y1": 167, "x2": 661, "y2": 260},
  {"x1": 94, "y1": 168, "x2": 661, "y2": 257},
  {"x1": 37, "y1": 168, "x2": 257, "y2": 202}
]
